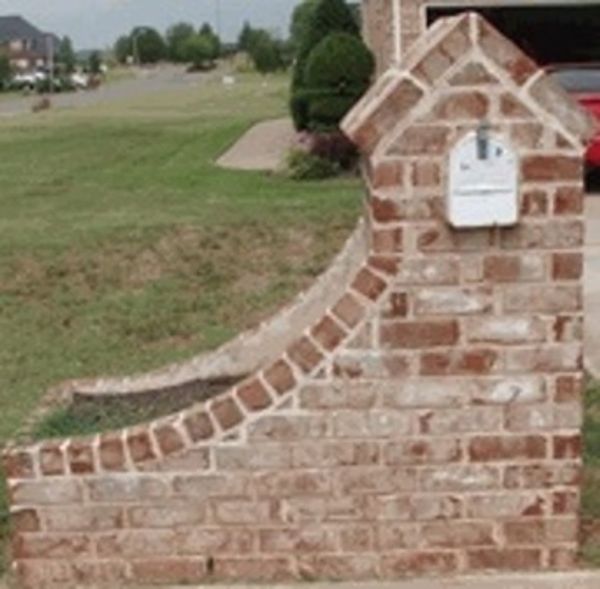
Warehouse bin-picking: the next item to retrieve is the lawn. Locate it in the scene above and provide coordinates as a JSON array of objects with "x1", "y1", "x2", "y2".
[{"x1": 0, "y1": 72, "x2": 361, "y2": 444}]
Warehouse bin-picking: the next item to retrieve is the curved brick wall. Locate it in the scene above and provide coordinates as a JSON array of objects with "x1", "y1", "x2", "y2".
[{"x1": 3, "y1": 13, "x2": 594, "y2": 588}]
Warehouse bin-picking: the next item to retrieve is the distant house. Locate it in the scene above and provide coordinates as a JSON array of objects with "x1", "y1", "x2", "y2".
[{"x1": 0, "y1": 15, "x2": 59, "y2": 71}]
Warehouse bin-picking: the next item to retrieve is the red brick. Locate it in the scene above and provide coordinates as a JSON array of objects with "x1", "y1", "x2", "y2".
[
  {"x1": 372, "y1": 227, "x2": 403, "y2": 254},
  {"x1": 264, "y1": 359, "x2": 296, "y2": 395},
  {"x1": 554, "y1": 186, "x2": 584, "y2": 215},
  {"x1": 332, "y1": 294, "x2": 365, "y2": 328},
  {"x1": 422, "y1": 521, "x2": 495, "y2": 548},
  {"x1": 352, "y1": 267, "x2": 387, "y2": 300},
  {"x1": 467, "y1": 548, "x2": 542, "y2": 570},
  {"x1": 288, "y1": 336, "x2": 324, "y2": 373},
  {"x1": 449, "y1": 62, "x2": 498, "y2": 86},
  {"x1": 299, "y1": 554, "x2": 377, "y2": 581},
  {"x1": 469, "y1": 435, "x2": 547, "y2": 462},
  {"x1": 504, "y1": 463, "x2": 581, "y2": 489},
  {"x1": 131, "y1": 559, "x2": 207, "y2": 584},
  {"x1": 99, "y1": 434, "x2": 126, "y2": 472},
  {"x1": 371, "y1": 160, "x2": 404, "y2": 189},
  {"x1": 549, "y1": 547, "x2": 579, "y2": 569},
  {"x1": 522, "y1": 156, "x2": 582, "y2": 182},
  {"x1": 236, "y1": 378, "x2": 271, "y2": 411},
  {"x1": 411, "y1": 160, "x2": 441, "y2": 187},
  {"x1": 381, "y1": 550, "x2": 458, "y2": 577},
  {"x1": 368, "y1": 255, "x2": 398, "y2": 275},
  {"x1": 384, "y1": 438, "x2": 462, "y2": 465},
  {"x1": 14, "y1": 533, "x2": 92, "y2": 559},
  {"x1": 67, "y1": 441, "x2": 95, "y2": 474},
  {"x1": 3, "y1": 450, "x2": 35, "y2": 479},
  {"x1": 12, "y1": 508, "x2": 41, "y2": 533},
  {"x1": 153, "y1": 422, "x2": 186, "y2": 456},
  {"x1": 420, "y1": 349, "x2": 500, "y2": 376},
  {"x1": 553, "y1": 490, "x2": 579, "y2": 515},
  {"x1": 390, "y1": 125, "x2": 452, "y2": 156},
  {"x1": 521, "y1": 189, "x2": 548, "y2": 217},
  {"x1": 371, "y1": 195, "x2": 401, "y2": 223},
  {"x1": 433, "y1": 91, "x2": 489, "y2": 120},
  {"x1": 258, "y1": 527, "x2": 336, "y2": 553},
  {"x1": 211, "y1": 396, "x2": 244, "y2": 431},
  {"x1": 553, "y1": 434, "x2": 582, "y2": 459},
  {"x1": 213, "y1": 557, "x2": 295, "y2": 582},
  {"x1": 183, "y1": 411, "x2": 214, "y2": 442},
  {"x1": 311, "y1": 315, "x2": 347, "y2": 351},
  {"x1": 382, "y1": 292, "x2": 408, "y2": 318},
  {"x1": 554, "y1": 375, "x2": 583, "y2": 403},
  {"x1": 500, "y1": 93, "x2": 532, "y2": 117},
  {"x1": 484, "y1": 254, "x2": 545, "y2": 283},
  {"x1": 256, "y1": 470, "x2": 330, "y2": 497},
  {"x1": 40, "y1": 444, "x2": 65, "y2": 476},
  {"x1": 505, "y1": 518, "x2": 578, "y2": 544},
  {"x1": 127, "y1": 428, "x2": 157, "y2": 463},
  {"x1": 380, "y1": 320, "x2": 459, "y2": 348},
  {"x1": 511, "y1": 122, "x2": 544, "y2": 149},
  {"x1": 11, "y1": 479, "x2": 84, "y2": 506},
  {"x1": 552, "y1": 253, "x2": 583, "y2": 280}
]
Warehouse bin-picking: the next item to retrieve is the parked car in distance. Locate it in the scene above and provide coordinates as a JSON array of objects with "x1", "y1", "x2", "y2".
[
  {"x1": 546, "y1": 64, "x2": 600, "y2": 168},
  {"x1": 70, "y1": 72, "x2": 90, "y2": 90}
]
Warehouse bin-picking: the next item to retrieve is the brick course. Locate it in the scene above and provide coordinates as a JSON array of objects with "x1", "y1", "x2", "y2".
[{"x1": 2, "y1": 12, "x2": 590, "y2": 588}]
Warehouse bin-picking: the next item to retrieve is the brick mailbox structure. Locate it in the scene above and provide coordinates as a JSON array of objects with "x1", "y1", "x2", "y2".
[{"x1": 3, "y1": 13, "x2": 596, "y2": 588}]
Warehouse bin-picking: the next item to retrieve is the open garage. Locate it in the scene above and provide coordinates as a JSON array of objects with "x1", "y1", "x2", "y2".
[{"x1": 427, "y1": 2, "x2": 600, "y2": 65}]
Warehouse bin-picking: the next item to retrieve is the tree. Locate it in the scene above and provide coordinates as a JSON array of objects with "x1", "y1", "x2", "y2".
[
  {"x1": 290, "y1": 0, "x2": 363, "y2": 130},
  {"x1": 303, "y1": 32, "x2": 374, "y2": 130},
  {"x1": 182, "y1": 34, "x2": 214, "y2": 70},
  {"x1": 166, "y1": 22, "x2": 195, "y2": 62},
  {"x1": 0, "y1": 54, "x2": 11, "y2": 90},
  {"x1": 238, "y1": 21, "x2": 254, "y2": 52},
  {"x1": 199, "y1": 23, "x2": 221, "y2": 61},
  {"x1": 57, "y1": 36, "x2": 76, "y2": 73},
  {"x1": 249, "y1": 31, "x2": 283, "y2": 74},
  {"x1": 290, "y1": 0, "x2": 319, "y2": 54},
  {"x1": 88, "y1": 51, "x2": 102, "y2": 75},
  {"x1": 132, "y1": 27, "x2": 167, "y2": 64},
  {"x1": 114, "y1": 35, "x2": 132, "y2": 64}
]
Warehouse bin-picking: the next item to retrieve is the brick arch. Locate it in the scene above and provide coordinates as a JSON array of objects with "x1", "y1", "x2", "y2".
[{"x1": 3, "y1": 13, "x2": 593, "y2": 588}]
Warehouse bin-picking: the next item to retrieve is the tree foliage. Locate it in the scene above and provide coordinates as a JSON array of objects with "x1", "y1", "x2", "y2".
[
  {"x1": 182, "y1": 34, "x2": 214, "y2": 70},
  {"x1": 290, "y1": 0, "x2": 319, "y2": 53},
  {"x1": 114, "y1": 35, "x2": 132, "y2": 64},
  {"x1": 199, "y1": 23, "x2": 221, "y2": 61},
  {"x1": 250, "y1": 31, "x2": 284, "y2": 74},
  {"x1": 166, "y1": 22, "x2": 195, "y2": 62},
  {"x1": 132, "y1": 27, "x2": 167, "y2": 64},
  {"x1": 57, "y1": 36, "x2": 76, "y2": 73},
  {"x1": 290, "y1": 0, "x2": 368, "y2": 131},
  {"x1": 88, "y1": 51, "x2": 102, "y2": 75}
]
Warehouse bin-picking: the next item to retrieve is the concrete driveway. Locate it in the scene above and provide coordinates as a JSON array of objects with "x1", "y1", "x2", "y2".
[{"x1": 0, "y1": 65, "x2": 207, "y2": 118}]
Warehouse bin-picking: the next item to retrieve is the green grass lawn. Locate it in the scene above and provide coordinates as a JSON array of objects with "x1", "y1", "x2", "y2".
[
  {"x1": 0, "y1": 72, "x2": 361, "y2": 445},
  {"x1": 583, "y1": 382, "x2": 600, "y2": 566}
]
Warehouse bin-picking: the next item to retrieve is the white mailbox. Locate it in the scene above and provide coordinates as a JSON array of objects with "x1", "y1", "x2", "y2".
[{"x1": 448, "y1": 130, "x2": 519, "y2": 229}]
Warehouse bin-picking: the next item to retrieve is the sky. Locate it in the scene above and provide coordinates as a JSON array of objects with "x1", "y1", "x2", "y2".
[{"x1": 0, "y1": 0, "x2": 302, "y2": 49}]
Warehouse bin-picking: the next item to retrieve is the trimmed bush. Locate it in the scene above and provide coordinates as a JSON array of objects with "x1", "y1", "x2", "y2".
[
  {"x1": 286, "y1": 148, "x2": 340, "y2": 180},
  {"x1": 303, "y1": 32, "x2": 374, "y2": 131},
  {"x1": 290, "y1": 0, "x2": 361, "y2": 131}
]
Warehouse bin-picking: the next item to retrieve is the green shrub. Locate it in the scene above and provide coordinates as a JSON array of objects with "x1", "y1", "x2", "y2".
[
  {"x1": 286, "y1": 148, "x2": 340, "y2": 180},
  {"x1": 290, "y1": 0, "x2": 361, "y2": 130},
  {"x1": 302, "y1": 32, "x2": 374, "y2": 131}
]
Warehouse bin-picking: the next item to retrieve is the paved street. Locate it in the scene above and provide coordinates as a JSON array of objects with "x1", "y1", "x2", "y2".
[{"x1": 0, "y1": 65, "x2": 207, "y2": 118}]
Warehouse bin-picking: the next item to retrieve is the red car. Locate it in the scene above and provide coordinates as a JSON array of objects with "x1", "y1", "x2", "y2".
[{"x1": 547, "y1": 64, "x2": 600, "y2": 168}]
